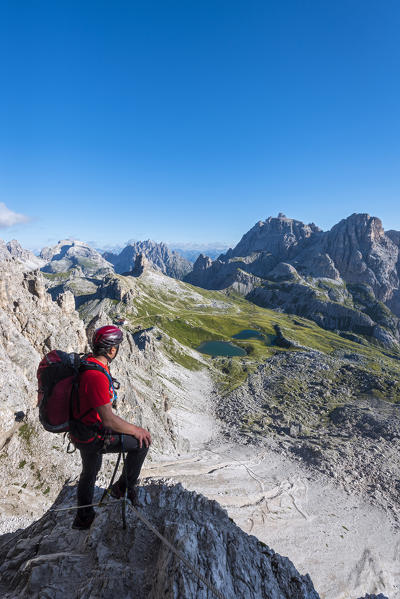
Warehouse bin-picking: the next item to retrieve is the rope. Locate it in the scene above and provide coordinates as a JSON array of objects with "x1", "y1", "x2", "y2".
[
  {"x1": 49, "y1": 500, "x2": 119, "y2": 513},
  {"x1": 126, "y1": 502, "x2": 226, "y2": 599}
]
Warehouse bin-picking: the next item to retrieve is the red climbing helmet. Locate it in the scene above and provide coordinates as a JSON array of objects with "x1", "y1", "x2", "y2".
[{"x1": 92, "y1": 325, "x2": 123, "y2": 355}]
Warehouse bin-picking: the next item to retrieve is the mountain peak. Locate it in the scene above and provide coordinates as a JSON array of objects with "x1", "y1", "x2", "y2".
[
  {"x1": 40, "y1": 239, "x2": 112, "y2": 275},
  {"x1": 105, "y1": 239, "x2": 192, "y2": 280},
  {"x1": 0, "y1": 238, "x2": 45, "y2": 270},
  {"x1": 228, "y1": 215, "x2": 322, "y2": 260}
]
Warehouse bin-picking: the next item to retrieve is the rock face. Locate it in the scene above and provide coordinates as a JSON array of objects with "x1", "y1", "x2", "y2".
[
  {"x1": 131, "y1": 252, "x2": 148, "y2": 276},
  {"x1": 0, "y1": 239, "x2": 10, "y2": 261},
  {"x1": 225, "y1": 215, "x2": 322, "y2": 261},
  {"x1": 41, "y1": 240, "x2": 113, "y2": 275},
  {"x1": 104, "y1": 240, "x2": 192, "y2": 280},
  {"x1": 0, "y1": 239, "x2": 45, "y2": 271},
  {"x1": 0, "y1": 260, "x2": 88, "y2": 523},
  {"x1": 325, "y1": 214, "x2": 398, "y2": 302},
  {"x1": 0, "y1": 261, "x2": 87, "y2": 383},
  {"x1": 0, "y1": 481, "x2": 320, "y2": 599},
  {"x1": 185, "y1": 213, "x2": 400, "y2": 348}
]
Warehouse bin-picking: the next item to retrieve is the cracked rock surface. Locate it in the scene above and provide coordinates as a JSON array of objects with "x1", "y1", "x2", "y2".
[{"x1": 0, "y1": 481, "x2": 320, "y2": 599}]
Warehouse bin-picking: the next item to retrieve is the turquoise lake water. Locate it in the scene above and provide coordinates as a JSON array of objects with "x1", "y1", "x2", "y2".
[
  {"x1": 232, "y1": 329, "x2": 265, "y2": 340},
  {"x1": 196, "y1": 330, "x2": 278, "y2": 357},
  {"x1": 196, "y1": 341, "x2": 247, "y2": 357},
  {"x1": 233, "y1": 329, "x2": 277, "y2": 346}
]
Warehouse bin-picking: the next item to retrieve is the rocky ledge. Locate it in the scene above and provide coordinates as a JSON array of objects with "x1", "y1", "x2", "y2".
[{"x1": 0, "y1": 481, "x2": 320, "y2": 599}]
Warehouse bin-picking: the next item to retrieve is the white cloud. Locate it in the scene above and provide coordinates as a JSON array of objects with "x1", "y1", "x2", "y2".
[{"x1": 0, "y1": 202, "x2": 30, "y2": 228}]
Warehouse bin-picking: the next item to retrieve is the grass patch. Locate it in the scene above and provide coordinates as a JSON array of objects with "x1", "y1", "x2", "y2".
[
  {"x1": 18, "y1": 423, "x2": 35, "y2": 449},
  {"x1": 42, "y1": 271, "x2": 70, "y2": 280},
  {"x1": 163, "y1": 340, "x2": 203, "y2": 371}
]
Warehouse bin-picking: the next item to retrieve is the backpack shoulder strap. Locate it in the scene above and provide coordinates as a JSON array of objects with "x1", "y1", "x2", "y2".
[
  {"x1": 79, "y1": 360, "x2": 112, "y2": 383},
  {"x1": 79, "y1": 360, "x2": 118, "y2": 405},
  {"x1": 69, "y1": 354, "x2": 84, "y2": 422}
]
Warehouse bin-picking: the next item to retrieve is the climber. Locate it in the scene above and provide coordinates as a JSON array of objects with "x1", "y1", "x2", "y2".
[{"x1": 70, "y1": 325, "x2": 152, "y2": 530}]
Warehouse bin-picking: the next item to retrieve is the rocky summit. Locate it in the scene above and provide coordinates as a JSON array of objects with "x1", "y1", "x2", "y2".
[
  {"x1": 103, "y1": 239, "x2": 192, "y2": 280},
  {"x1": 40, "y1": 239, "x2": 113, "y2": 276},
  {"x1": 0, "y1": 239, "x2": 45, "y2": 271},
  {"x1": 185, "y1": 213, "x2": 400, "y2": 350}
]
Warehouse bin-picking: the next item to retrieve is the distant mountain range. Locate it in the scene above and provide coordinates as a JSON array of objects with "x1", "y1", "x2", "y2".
[
  {"x1": 95, "y1": 242, "x2": 230, "y2": 263},
  {"x1": 185, "y1": 213, "x2": 400, "y2": 349},
  {"x1": 103, "y1": 240, "x2": 192, "y2": 280},
  {"x1": 2, "y1": 213, "x2": 400, "y2": 349},
  {"x1": 168, "y1": 243, "x2": 230, "y2": 262},
  {"x1": 1, "y1": 219, "x2": 397, "y2": 599}
]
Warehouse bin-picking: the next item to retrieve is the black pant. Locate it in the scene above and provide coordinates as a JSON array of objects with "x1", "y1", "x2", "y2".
[{"x1": 76, "y1": 433, "x2": 148, "y2": 518}]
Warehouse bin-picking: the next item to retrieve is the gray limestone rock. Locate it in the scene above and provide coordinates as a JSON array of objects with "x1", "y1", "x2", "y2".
[
  {"x1": 269, "y1": 262, "x2": 300, "y2": 281},
  {"x1": 41, "y1": 240, "x2": 113, "y2": 275},
  {"x1": 0, "y1": 239, "x2": 44, "y2": 271},
  {"x1": 131, "y1": 252, "x2": 148, "y2": 276},
  {"x1": 56, "y1": 290, "x2": 76, "y2": 313},
  {"x1": 0, "y1": 482, "x2": 320, "y2": 599},
  {"x1": 104, "y1": 240, "x2": 192, "y2": 280},
  {"x1": 0, "y1": 259, "x2": 88, "y2": 512},
  {"x1": 325, "y1": 214, "x2": 399, "y2": 303},
  {"x1": 386, "y1": 229, "x2": 400, "y2": 247},
  {"x1": 226, "y1": 215, "x2": 322, "y2": 261},
  {"x1": 0, "y1": 239, "x2": 10, "y2": 261}
]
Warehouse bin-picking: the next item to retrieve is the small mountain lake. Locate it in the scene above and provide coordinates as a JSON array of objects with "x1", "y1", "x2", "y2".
[
  {"x1": 232, "y1": 329, "x2": 265, "y2": 340},
  {"x1": 196, "y1": 341, "x2": 247, "y2": 357},
  {"x1": 233, "y1": 329, "x2": 277, "y2": 346},
  {"x1": 196, "y1": 329, "x2": 278, "y2": 357}
]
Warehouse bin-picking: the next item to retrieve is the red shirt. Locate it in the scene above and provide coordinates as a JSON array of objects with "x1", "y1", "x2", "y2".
[{"x1": 76, "y1": 356, "x2": 113, "y2": 426}]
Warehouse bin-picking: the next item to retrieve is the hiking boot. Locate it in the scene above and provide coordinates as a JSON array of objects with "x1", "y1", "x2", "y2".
[
  {"x1": 72, "y1": 511, "x2": 95, "y2": 530},
  {"x1": 109, "y1": 481, "x2": 138, "y2": 505},
  {"x1": 109, "y1": 480, "x2": 125, "y2": 499},
  {"x1": 126, "y1": 488, "x2": 138, "y2": 506}
]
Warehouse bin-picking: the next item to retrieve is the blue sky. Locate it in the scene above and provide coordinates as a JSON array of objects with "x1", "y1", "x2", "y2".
[{"x1": 1, "y1": 0, "x2": 399, "y2": 250}]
